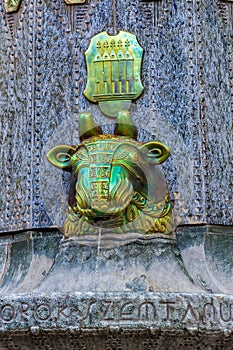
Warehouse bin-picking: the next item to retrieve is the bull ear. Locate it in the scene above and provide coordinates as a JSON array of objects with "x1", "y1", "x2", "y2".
[
  {"x1": 140, "y1": 141, "x2": 170, "y2": 164},
  {"x1": 46, "y1": 145, "x2": 77, "y2": 170}
]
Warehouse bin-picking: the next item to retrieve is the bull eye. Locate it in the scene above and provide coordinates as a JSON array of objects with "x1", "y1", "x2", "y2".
[
  {"x1": 128, "y1": 150, "x2": 138, "y2": 161},
  {"x1": 114, "y1": 146, "x2": 139, "y2": 163}
]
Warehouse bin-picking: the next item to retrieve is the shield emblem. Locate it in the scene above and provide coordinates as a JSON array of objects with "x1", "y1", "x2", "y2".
[{"x1": 84, "y1": 31, "x2": 144, "y2": 118}]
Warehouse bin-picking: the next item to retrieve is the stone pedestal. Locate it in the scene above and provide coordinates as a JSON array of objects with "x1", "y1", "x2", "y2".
[{"x1": 0, "y1": 227, "x2": 232, "y2": 348}]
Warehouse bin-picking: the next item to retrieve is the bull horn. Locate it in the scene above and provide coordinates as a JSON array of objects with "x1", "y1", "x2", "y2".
[
  {"x1": 114, "y1": 110, "x2": 138, "y2": 140},
  {"x1": 78, "y1": 112, "x2": 103, "y2": 142}
]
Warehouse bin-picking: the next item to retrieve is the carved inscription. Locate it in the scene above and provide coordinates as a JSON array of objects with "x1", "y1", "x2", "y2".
[
  {"x1": 0, "y1": 294, "x2": 232, "y2": 331},
  {"x1": 159, "y1": 300, "x2": 175, "y2": 321},
  {"x1": 0, "y1": 304, "x2": 15, "y2": 322},
  {"x1": 34, "y1": 304, "x2": 52, "y2": 321}
]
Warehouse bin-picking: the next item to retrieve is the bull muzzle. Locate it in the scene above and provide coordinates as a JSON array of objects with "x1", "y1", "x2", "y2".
[{"x1": 75, "y1": 175, "x2": 134, "y2": 221}]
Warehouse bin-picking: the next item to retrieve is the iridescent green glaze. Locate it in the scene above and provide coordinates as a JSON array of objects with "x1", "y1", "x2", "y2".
[
  {"x1": 84, "y1": 31, "x2": 144, "y2": 117},
  {"x1": 47, "y1": 111, "x2": 172, "y2": 238}
]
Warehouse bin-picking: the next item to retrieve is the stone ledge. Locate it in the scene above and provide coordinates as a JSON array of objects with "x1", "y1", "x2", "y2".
[{"x1": 0, "y1": 292, "x2": 232, "y2": 333}]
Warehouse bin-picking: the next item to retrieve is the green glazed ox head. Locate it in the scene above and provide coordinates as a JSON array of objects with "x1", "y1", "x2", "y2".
[{"x1": 47, "y1": 111, "x2": 172, "y2": 238}]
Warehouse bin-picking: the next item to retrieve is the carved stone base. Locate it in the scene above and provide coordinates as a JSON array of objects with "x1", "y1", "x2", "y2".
[
  {"x1": 34, "y1": 233, "x2": 197, "y2": 294},
  {"x1": 0, "y1": 226, "x2": 232, "y2": 294},
  {"x1": 0, "y1": 292, "x2": 233, "y2": 349},
  {"x1": 0, "y1": 227, "x2": 232, "y2": 349}
]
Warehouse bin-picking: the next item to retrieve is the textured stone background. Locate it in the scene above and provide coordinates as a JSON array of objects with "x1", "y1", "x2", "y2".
[{"x1": 0, "y1": 0, "x2": 232, "y2": 233}]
